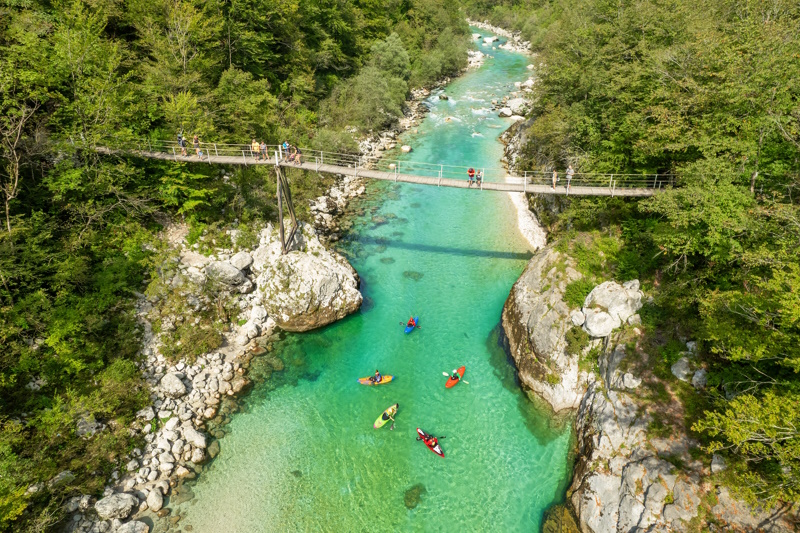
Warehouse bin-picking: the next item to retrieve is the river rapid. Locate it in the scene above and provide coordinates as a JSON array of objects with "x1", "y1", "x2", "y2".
[{"x1": 170, "y1": 33, "x2": 573, "y2": 532}]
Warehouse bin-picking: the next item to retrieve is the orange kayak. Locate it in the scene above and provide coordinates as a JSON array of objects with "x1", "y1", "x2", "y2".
[{"x1": 445, "y1": 366, "x2": 465, "y2": 388}]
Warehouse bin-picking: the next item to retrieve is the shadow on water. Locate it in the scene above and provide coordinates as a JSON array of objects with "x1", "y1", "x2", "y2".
[
  {"x1": 485, "y1": 325, "x2": 573, "y2": 446},
  {"x1": 356, "y1": 238, "x2": 533, "y2": 260}
]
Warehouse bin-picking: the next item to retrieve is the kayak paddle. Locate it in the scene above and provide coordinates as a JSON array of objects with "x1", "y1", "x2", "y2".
[{"x1": 442, "y1": 371, "x2": 468, "y2": 384}]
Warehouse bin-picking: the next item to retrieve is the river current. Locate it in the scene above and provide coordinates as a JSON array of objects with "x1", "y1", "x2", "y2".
[{"x1": 171, "y1": 34, "x2": 573, "y2": 532}]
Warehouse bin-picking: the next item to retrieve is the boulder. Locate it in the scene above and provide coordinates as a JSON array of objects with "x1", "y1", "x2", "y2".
[
  {"x1": 498, "y1": 107, "x2": 513, "y2": 117},
  {"x1": 183, "y1": 427, "x2": 207, "y2": 449},
  {"x1": 583, "y1": 280, "x2": 643, "y2": 326},
  {"x1": 582, "y1": 308, "x2": 619, "y2": 338},
  {"x1": 229, "y1": 251, "x2": 253, "y2": 271},
  {"x1": 146, "y1": 489, "x2": 163, "y2": 512},
  {"x1": 159, "y1": 373, "x2": 187, "y2": 398},
  {"x1": 691, "y1": 369, "x2": 708, "y2": 389},
  {"x1": 116, "y1": 521, "x2": 150, "y2": 533},
  {"x1": 670, "y1": 357, "x2": 694, "y2": 382},
  {"x1": 401, "y1": 145, "x2": 412, "y2": 153},
  {"x1": 570, "y1": 310, "x2": 585, "y2": 326},
  {"x1": 254, "y1": 225, "x2": 362, "y2": 332},
  {"x1": 711, "y1": 454, "x2": 726, "y2": 473},
  {"x1": 205, "y1": 261, "x2": 246, "y2": 286},
  {"x1": 507, "y1": 98, "x2": 528, "y2": 115},
  {"x1": 95, "y1": 493, "x2": 138, "y2": 520},
  {"x1": 136, "y1": 407, "x2": 155, "y2": 421}
]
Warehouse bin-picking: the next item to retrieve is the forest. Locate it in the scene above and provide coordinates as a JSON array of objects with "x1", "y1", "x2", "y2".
[
  {"x1": 0, "y1": 0, "x2": 469, "y2": 530},
  {"x1": 466, "y1": 0, "x2": 800, "y2": 511}
]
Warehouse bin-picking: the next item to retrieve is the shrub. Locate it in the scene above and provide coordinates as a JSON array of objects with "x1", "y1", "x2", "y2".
[{"x1": 564, "y1": 278, "x2": 595, "y2": 308}]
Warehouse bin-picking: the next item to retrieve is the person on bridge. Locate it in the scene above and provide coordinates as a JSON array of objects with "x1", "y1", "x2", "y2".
[
  {"x1": 566, "y1": 165, "x2": 574, "y2": 193},
  {"x1": 260, "y1": 140, "x2": 267, "y2": 161},
  {"x1": 476, "y1": 170, "x2": 483, "y2": 185},
  {"x1": 251, "y1": 139, "x2": 260, "y2": 160},
  {"x1": 551, "y1": 168, "x2": 558, "y2": 190},
  {"x1": 293, "y1": 146, "x2": 303, "y2": 165},
  {"x1": 193, "y1": 135, "x2": 200, "y2": 157},
  {"x1": 178, "y1": 133, "x2": 187, "y2": 156},
  {"x1": 468, "y1": 167, "x2": 475, "y2": 186},
  {"x1": 282, "y1": 141, "x2": 289, "y2": 159}
]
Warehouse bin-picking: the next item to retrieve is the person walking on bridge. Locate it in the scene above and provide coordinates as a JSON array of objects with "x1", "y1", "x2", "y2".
[
  {"x1": 566, "y1": 165, "x2": 574, "y2": 194},
  {"x1": 551, "y1": 168, "x2": 558, "y2": 190},
  {"x1": 260, "y1": 140, "x2": 267, "y2": 161},
  {"x1": 467, "y1": 167, "x2": 475, "y2": 187},
  {"x1": 193, "y1": 135, "x2": 201, "y2": 158},
  {"x1": 251, "y1": 138, "x2": 260, "y2": 160},
  {"x1": 178, "y1": 133, "x2": 187, "y2": 156}
]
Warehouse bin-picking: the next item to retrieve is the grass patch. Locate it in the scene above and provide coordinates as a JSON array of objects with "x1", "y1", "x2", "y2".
[
  {"x1": 648, "y1": 415, "x2": 673, "y2": 439},
  {"x1": 564, "y1": 278, "x2": 595, "y2": 308}
]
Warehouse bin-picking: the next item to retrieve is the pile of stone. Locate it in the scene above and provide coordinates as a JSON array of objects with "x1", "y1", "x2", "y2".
[{"x1": 467, "y1": 19, "x2": 532, "y2": 53}]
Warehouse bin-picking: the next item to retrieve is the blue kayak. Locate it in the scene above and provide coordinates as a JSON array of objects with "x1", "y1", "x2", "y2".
[{"x1": 404, "y1": 316, "x2": 419, "y2": 334}]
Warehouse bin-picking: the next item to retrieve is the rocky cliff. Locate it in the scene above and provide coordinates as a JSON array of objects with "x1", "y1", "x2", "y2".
[
  {"x1": 501, "y1": 247, "x2": 588, "y2": 412},
  {"x1": 503, "y1": 245, "x2": 796, "y2": 532}
]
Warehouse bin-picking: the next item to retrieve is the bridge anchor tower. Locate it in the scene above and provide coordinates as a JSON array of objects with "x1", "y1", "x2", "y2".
[{"x1": 274, "y1": 157, "x2": 298, "y2": 254}]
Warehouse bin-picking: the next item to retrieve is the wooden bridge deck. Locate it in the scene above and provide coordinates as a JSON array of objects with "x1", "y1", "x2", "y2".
[{"x1": 101, "y1": 148, "x2": 659, "y2": 197}]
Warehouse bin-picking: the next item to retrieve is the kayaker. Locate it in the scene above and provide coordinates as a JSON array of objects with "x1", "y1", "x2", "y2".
[
  {"x1": 450, "y1": 370, "x2": 460, "y2": 382},
  {"x1": 382, "y1": 404, "x2": 398, "y2": 422},
  {"x1": 425, "y1": 435, "x2": 438, "y2": 447},
  {"x1": 372, "y1": 369, "x2": 382, "y2": 383},
  {"x1": 407, "y1": 317, "x2": 416, "y2": 328}
]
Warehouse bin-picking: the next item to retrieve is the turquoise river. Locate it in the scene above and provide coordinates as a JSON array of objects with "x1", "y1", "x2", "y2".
[{"x1": 171, "y1": 34, "x2": 573, "y2": 532}]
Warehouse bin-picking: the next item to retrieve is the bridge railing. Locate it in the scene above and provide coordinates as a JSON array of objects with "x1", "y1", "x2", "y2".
[{"x1": 103, "y1": 138, "x2": 675, "y2": 190}]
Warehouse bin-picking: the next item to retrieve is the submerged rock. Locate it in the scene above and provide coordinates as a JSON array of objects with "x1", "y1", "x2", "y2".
[
  {"x1": 402, "y1": 270, "x2": 424, "y2": 281},
  {"x1": 403, "y1": 483, "x2": 427, "y2": 509}
]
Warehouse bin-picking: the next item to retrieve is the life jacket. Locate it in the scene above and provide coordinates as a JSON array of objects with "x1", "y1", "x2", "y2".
[{"x1": 407, "y1": 318, "x2": 415, "y2": 326}]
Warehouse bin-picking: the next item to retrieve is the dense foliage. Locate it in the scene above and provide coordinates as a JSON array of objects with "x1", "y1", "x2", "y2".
[
  {"x1": 0, "y1": 0, "x2": 469, "y2": 529},
  {"x1": 467, "y1": 0, "x2": 800, "y2": 508}
]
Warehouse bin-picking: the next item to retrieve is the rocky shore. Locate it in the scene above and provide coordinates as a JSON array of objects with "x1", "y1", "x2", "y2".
[
  {"x1": 501, "y1": 244, "x2": 797, "y2": 532},
  {"x1": 63, "y1": 222, "x2": 361, "y2": 533}
]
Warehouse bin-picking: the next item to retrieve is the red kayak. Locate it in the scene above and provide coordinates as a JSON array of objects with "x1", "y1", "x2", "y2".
[
  {"x1": 417, "y1": 428, "x2": 444, "y2": 458},
  {"x1": 445, "y1": 366, "x2": 465, "y2": 388}
]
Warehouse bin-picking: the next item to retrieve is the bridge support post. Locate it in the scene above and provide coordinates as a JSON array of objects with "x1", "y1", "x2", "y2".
[
  {"x1": 524, "y1": 171, "x2": 527, "y2": 193},
  {"x1": 242, "y1": 150, "x2": 247, "y2": 166},
  {"x1": 172, "y1": 147, "x2": 177, "y2": 161},
  {"x1": 275, "y1": 164, "x2": 298, "y2": 255},
  {"x1": 438, "y1": 165, "x2": 442, "y2": 187},
  {"x1": 214, "y1": 144, "x2": 218, "y2": 157}
]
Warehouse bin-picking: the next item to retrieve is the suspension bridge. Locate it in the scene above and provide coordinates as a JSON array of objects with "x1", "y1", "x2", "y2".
[{"x1": 97, "y1": 139, "x2": 674, "y2": 253}]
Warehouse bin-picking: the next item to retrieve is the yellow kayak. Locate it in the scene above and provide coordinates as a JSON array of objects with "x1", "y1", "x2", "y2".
[
  {"x1": 358, "y1": 375, "x2": 394, "y2": 386},
  {"x1": 374, "y1": 403, "x2": 398, "y2": 429}
]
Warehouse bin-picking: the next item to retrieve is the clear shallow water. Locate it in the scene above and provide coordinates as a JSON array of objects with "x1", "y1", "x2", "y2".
[{"x1": 173, "y1": 36, "x2": 573, "y2": 532}]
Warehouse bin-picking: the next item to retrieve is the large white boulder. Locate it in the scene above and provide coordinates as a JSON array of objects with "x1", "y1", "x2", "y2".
[
  {"x1": 253, "y1": 224, "x2": 362, "y2": 332},
  {"x1": 501, "y1": 247, "x2": 588, "y2": 413},
  {"x1": 229, "y1": 251, "x2": 253, "y2": 271},
  {"x1": 498, "y1": 107, "x2": 513, "y2": 117},
  {"x1": 146, "y1": 489, "x2": 163, "y2": 512},
  {"x1": 507, "y1": 98, "x2": 528, "y2": 115},
  {"x1": 183, "y1": 427, "x2": 207, "y2": 449},
  {"x1": 205, "y1": 261, "x2": 246, "y2": 286},
  {"x1": 95, "y1": 493, "x2": 138, "y2": 520},
  {"x1": 159, "y1": 373, "x2": 187, "y2": 399},
  {"x1": 582, "y1": 280, "x2": 643, "y2": 338}
]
